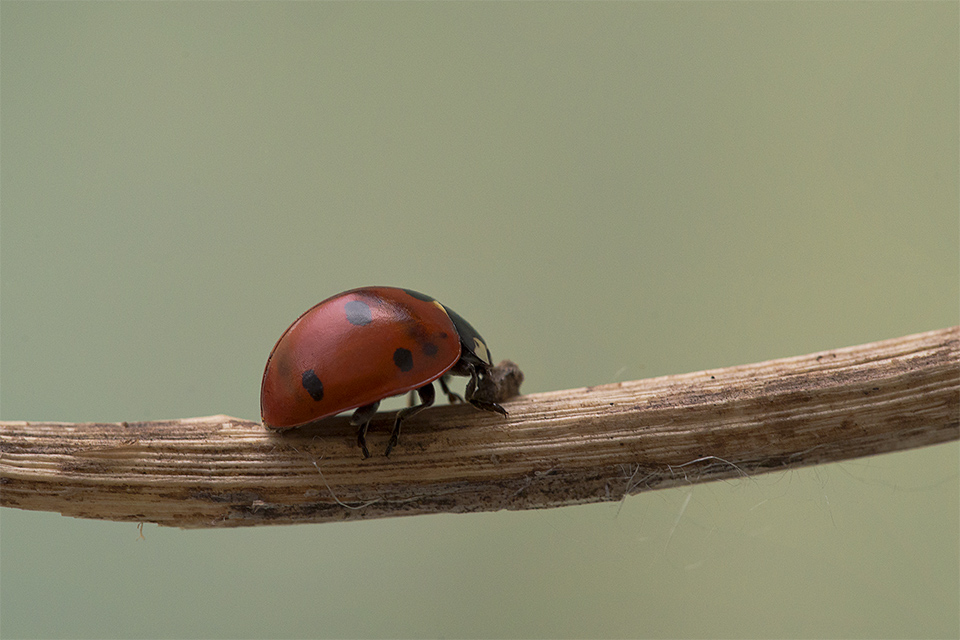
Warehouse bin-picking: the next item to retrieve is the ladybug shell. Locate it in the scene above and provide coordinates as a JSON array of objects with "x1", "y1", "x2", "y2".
[{"x1": 261, "y1": 287, "x2": 470, "y2": 430}]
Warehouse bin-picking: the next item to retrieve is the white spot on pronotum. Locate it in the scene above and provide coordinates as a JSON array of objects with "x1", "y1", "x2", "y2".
[{"x1": 473, "y1": 337, "x2": 491, "y2": 364}]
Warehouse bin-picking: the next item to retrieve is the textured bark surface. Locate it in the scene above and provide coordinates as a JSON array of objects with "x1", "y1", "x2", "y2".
[{"x1": 2, "y1": 327, "x2": 957, "y2": 528}]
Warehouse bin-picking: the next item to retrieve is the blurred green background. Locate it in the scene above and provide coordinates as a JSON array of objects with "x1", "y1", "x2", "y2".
[{"x1": 2, "y1": 3, "x2": 957, "y2": 638}]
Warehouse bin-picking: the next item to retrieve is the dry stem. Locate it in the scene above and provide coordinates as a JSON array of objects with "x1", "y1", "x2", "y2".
[{"x1": 1, "y1": 327, "x2": 957, "y2": 528}]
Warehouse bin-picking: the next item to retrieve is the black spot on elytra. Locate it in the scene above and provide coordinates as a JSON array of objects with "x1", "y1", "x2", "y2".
[
  {"x1": 344, "y1": 300, "x2": 373, "y2": 326},
  {"x1": 422, "y1": 342, "x2": 438, "y2": 356},
  {"x1": 301, "y1": 369, "x2": 324, "y2": 401},
  {"x1": 393, "y1": 348, "x2": 414, "y2": 372}
]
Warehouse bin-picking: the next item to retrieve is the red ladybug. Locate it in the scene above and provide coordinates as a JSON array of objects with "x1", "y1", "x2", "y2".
[{"x1": 260, "y1": 287, "x2": 507, "y2": 457}]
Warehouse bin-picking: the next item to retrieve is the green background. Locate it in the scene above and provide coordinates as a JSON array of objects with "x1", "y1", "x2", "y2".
[{"x1": 2, "y1": 3, "x2": 957, "y2": 638}]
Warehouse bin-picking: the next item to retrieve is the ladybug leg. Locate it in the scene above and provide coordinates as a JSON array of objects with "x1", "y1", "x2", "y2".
[
  {"x1": 385, "y1": 383, "x2": 435, "y2": 457},
  {"x1": 465, "y1": 364, "x2": 508, "y2": 416},
  {"x1": 350, "y1": 401, "x2": 380, "y2": 459},
  {"x1": 438, "y1": 375, "x2": 464, "y2": 404}
]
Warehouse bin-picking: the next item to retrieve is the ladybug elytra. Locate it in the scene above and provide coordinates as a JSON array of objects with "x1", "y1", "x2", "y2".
[{"x1": 260, "y1": 286, "x2": 506, "y2": 457}]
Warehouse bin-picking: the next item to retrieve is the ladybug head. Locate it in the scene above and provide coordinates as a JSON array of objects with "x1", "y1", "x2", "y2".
[{"x1": 442, "y1": 305, "x2": 492, "y2": 368}]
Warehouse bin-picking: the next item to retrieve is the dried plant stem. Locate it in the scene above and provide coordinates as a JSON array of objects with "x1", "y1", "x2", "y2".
[{"x1": 1, "y1": 327, "x2": 957, "y2": 529}]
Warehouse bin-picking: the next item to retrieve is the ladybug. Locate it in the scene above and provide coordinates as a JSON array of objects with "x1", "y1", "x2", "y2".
[{"x1": 260, "y1": 287, "x2": 507, "y2": 457}]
